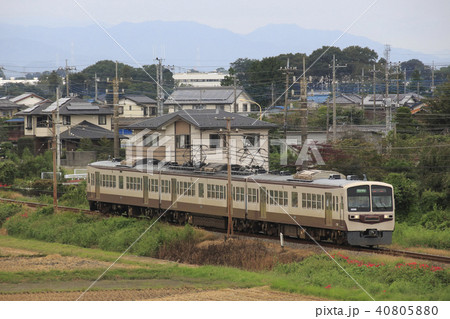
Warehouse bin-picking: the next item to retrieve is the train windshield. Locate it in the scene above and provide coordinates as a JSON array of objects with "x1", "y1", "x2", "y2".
[
  {"x1": 347, "y1": 186, "x2": 370, "y2": 212},
  {"x1": 371, "y1": 185, "x2": 393, "y2": 211}
]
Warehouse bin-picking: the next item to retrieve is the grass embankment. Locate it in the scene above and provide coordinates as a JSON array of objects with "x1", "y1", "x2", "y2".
[{"x1": 1, "y1": 204, "x2": 449, "y2": 301}]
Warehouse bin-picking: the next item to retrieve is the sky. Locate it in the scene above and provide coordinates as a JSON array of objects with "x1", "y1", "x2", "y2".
[{"x1": 2, "y1": 0, "x2": 450, "y2": 56}]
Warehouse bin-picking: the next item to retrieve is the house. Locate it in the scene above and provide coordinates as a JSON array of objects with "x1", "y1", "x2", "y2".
[
  {"x1": 118, "y1": 94, "x2": 157, "y2": 118},
  {"x1": 125, "y1": 109, "x2": 277, "y2": 170},
  {"x1": 0, "y1": 99, "x2": 24, "y2": 118},
  {"x1": 15, "y1": 97, "x2": 115, "y2": 153},
  {"x1": 164, "y1": 87, "x2": 258, "y2": 114},
  {"x1": 60, "y1": 120, "x2": 127, "y2": 151},
  {"x1": 10, "y1": 92, "x2": 48, "y2": 107},
  {"x1": 327, "y1": 93, "x2": 363, "y2": 108},
  {"x1": 363, "y1": 93, "x2": 423, "y2": 109}
]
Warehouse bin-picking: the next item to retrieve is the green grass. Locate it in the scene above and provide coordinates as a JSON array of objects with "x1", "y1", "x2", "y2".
[{"x1": 393, "y1": 222, "x2": 450, "y2": 249}]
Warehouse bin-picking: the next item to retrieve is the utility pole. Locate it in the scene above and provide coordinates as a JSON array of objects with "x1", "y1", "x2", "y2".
[
  {"x1": 271, "y1": 82, "x2": 275, "y2": 106},
  {"x1": 361, "y1": 68, "x2": 365, "y2": 118},
  {"x1": 233, "y1": 74, "x2": 237, "y2": 113},
  {"x1": 65, "y1": 59, "x2": 76, "y2": 97},
  {"x1": 431, "y1": 61, "x2": 435, "y2": 97},
  {"x1": 369, "y1": 64, "x2": 381, "y2": 124},
  {"x1": 330, "y1": 55, "x2": 346, "y2": 142},
  {"x1": 396, "y1": 63, "x2": 400, "y2": 108},
  {"x1": 326, "y1": 99, "x2": 330, "y2": 141},
  {"x1": 155, "y1": 57, "x2": 165, "y2": 116},
  {"x1": 56, "y1": 88, "x2": 61, "y2": 170},
  {"x1": 281, "y1": 59, "x2": 296, "y2": 137},
  {"x1": 384, "y1": 44, "x2": 391, "y2": 133},
  {"x1": 216, "y1": 116, "x2": 234, "y2": 238},
  {"x1": 51, "y1": 108, "x2": 58, "y2": 213},
  {"x1": 113, "y1": 61, "x2": 120, "y2": 158},
  {"x1": 300, "y1": 56, "x2": 308, "y2": 145},
  {"x1": 404, "y1": 69, "x2": 407, "y2": 94},
  {"x1": 94, "y1": 73, "x2": 99, "y2": 102}
]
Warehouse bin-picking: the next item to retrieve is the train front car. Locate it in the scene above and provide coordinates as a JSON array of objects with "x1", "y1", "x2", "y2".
[{"x1": 344, "y1": 181, "x2": 395, "y2": 246}]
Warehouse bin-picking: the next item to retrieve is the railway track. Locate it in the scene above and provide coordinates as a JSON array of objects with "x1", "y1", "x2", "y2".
[{"x1": 1, "y1": 197, "x2": 449, "y2": 264}]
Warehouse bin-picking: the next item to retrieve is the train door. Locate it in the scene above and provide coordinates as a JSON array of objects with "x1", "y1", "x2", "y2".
[
  {"x1": 143, "y1": 176, "x2": 149, "y2": 205},
  {"x1": 339, "y1": 195, "x2": 344, "y2": 227},
  {"x1": 95, "y1": 172, "x2": 100, "y2": 200},
  {"x1": 325, "y1": 192, "x2": 332, "y2": 226},
  {"x1": 171, "y1": 178, "x2": 177, "y2": 208},
  {"x1": 260, "y1": 187, "x2": 266, "y2": 219}
]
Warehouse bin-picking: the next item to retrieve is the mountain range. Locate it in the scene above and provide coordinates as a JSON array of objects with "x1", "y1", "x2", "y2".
[{"x1": 0, "y1": 20, "x2": 443, "y2": 76}]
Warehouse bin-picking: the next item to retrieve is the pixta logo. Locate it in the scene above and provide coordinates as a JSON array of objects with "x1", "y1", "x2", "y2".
[{"x1": 272, "y1": 138, "x2": 325, "y2": 166}]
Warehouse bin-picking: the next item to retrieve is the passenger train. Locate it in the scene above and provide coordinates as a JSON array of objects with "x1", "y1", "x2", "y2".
[{"x1": 86, "y1": 159, "x2": 395, "y2": 246}]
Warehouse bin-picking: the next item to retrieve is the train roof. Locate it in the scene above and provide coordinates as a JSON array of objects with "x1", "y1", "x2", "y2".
[{"x1": 88, "y1": 160, "x2": 391, "y2": 189}]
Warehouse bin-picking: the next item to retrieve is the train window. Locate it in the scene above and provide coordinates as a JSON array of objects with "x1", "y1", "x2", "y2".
[
  {"x1": 317, "y1": 194, "x2": 322, "y2": 209},
  {"x1": 208, "y1": 184, "x2": 225, "y2": 199},
  {"x1": 233, "y1": 187, "x2": 244, "y2": 202},
  {"x1": 150, "y1": 179, "x2": 158, "y2": 192},
  {"x1": 292, "y1": 192, "x2": 298, "y2": 207},
  {"x1": 87, "y1": 174, "x2": 90, "y2": 184},
  {"x1": 198, "y1": 183, "x2": 204, "y2": 198},
  {"x1": 126, "y1": 176, "x2": 141, "y2": 191},
  {"x1": 335, "y1": 196, "x2": 339, "y2": 211},
  {"x1": 161, "y1": 180, "x2": 170, "y2": 193},
  {"x1": 119, "y1": 176, "x2": 123, "y2": 189},
  {"x1": 347, "y1": 186, "x2": 370, "y2": 212},
  {"x1": 307, "y1": 193, "x2": 312, "y2": 208},
  {"x1": 302, "y1": 193, "x2": 306, "y2": 208},
  {"x1": 91, "y1": 173, "x2": 95, "y2": 185},
  {"x1": 268, "y1": 190, "x2": 288, "y2": 206},
  {"x1": 312, "y1": 194, "x2": 317, "y2": 209},
  {"x1": 248, "y1": 188, "x2": 258, "y2": 203},
  {"x1": 371, "y1": 185, "x2": 393, "y2": 211}
]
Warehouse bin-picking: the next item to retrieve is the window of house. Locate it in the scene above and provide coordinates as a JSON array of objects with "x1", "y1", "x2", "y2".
[
  {"x1": 26, "y1": 116, "x2": 32, "y2": 130},
  {"x1": 243, "y1": 134, "x2": 260, "y2": 148},
  {"x1": 209, "y1": 134, "x2": 222, "y2": 149},
  {"x1": 176, "y1": 134, "x2": 190, "y2": 149},
  {"x1": 36, "y1": 116, "x2": 49, "y2": 128},
  {"x1": 118, "y1": 106, "x2": 124, "y2": 114},
  {"x1": 193, "y1": 105, "x2": 204, "y2": 110},
  {"x1": 146, "y1": 134, "x2": 159, "y2": 147},
  {"x1": 151, "y1": 107, "x2": 157, "y2": 115},
  {"x1": 98, "y1": 115, "x2": 106, "y2": 125},
  {"x1": 63, "y1": 115, "x2": 71, "y2": 125},
  {"x1": 243, "y1": 103, "x2": 248, "y2": 112},
  {"x1": 143, "y1": 107, "x2": 148, "y2": 116}
]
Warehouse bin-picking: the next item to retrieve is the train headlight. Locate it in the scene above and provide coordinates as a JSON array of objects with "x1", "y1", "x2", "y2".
[
  {"x1": 349, "y1": 214, "x2": 360, "y2": 220},
  {"x1": 384, "y1": 214, "x2": 393, "y2": 220}
]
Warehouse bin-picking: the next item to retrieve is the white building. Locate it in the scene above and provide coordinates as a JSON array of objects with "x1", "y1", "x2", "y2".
[{"x1": 173, "y1": 72, "x2": 227, "y2": 88}]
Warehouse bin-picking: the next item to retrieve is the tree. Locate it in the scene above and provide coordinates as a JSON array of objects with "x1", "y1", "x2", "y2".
[
  {"x1": 395, "y1": 106, "x2": 418, "y2": 135},
  {"x1": 422, "y1": 81, "x2": 450, "y2": 129},
  {"x1": 384, "y1": 173, "x2": 418, "y2": 220},
  {"x1": 0, "y1": 160, "x2": 16, "y2": 185},
  {"x1": 38, "y1": 71, "x2": 63, "y2": 96}
]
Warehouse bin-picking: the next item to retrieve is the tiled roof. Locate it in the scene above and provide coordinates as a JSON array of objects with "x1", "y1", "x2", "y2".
[
  {"x1": 127, "y1": 109, "x2": 277, "y2": 130},
  {"x1": 60, "y1": 121, "x2": 127, "y2": 140},
  {"x1": 164, "y1": 87, "x2": 244, "y2": 105},
  {"x1": 122, "y1": 94, "x2": 156, "y2": 104}
]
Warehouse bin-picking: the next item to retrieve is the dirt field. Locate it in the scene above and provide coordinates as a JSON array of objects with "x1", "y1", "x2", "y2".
[{"x1": 0, "y1": 243, "x2": 323, "y2": 301}]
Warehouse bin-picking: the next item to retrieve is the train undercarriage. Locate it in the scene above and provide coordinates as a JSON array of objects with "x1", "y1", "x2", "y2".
[{"x1": 89, "y1": 200, "x2": 348, "y2": 245}]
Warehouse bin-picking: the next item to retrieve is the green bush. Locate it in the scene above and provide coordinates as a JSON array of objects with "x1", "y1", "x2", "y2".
[
  {"x1": 0, "y1": 203, "x2": 22, "y2": 226},
  {"x1": 4, "y1": 209, "x2": 197, "y2": 257},
  {"x1": 420, "y1": 208, "x2": 450, "y2": 231},
  {"x1": 59, "y1": 181, "x2": 88, "y2": 208}
]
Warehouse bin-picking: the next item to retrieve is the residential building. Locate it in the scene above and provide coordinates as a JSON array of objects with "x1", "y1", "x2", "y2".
[
  {"x1": 10, "y1": 92, "x2": 48, "y2": 107},
  {"x1": 173, "y1": 72, "x2": 227, "y2": 88},
  {"x1": 125, "y1": 109, "x2": 277, "y2": 170},
  {"x1": 0, "y1": 99, "x2": 24, "y2": 118},
  {"x1": 118, "y1": 94, "x2": 157, "y2": 118},
  {"x1": 165, "y1": 87, "x2": 258, "y2": 114},
  {"x1": 15, "y1": 97, "x2": 114, "y2": 153}
]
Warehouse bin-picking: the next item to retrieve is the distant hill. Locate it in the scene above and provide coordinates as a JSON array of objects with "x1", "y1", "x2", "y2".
[{"x1": 0, "y1": 21, "x2": 442, "y2": 76}]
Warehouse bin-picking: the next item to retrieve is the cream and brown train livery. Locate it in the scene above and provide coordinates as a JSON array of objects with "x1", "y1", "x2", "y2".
[{"x1": 87, "y1": 160, "x2": 395, "y2": 246}]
